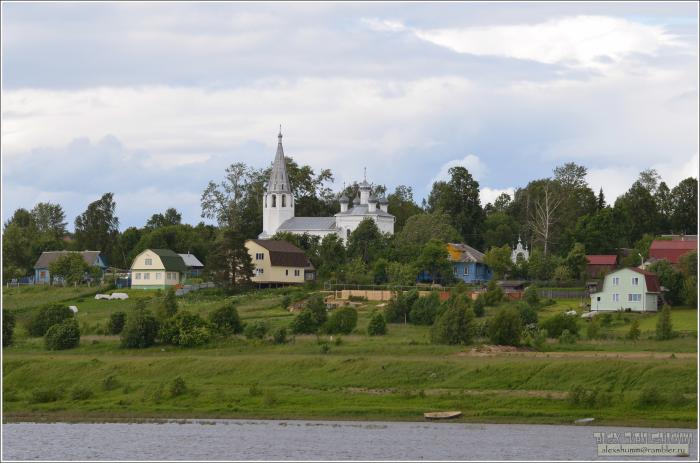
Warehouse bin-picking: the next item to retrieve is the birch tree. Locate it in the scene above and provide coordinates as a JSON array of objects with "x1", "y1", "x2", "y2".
[{"x1": 529, "y1": 182, "x2": 562, "y2": 256}]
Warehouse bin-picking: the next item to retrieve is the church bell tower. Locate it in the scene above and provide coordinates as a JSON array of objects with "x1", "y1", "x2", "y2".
[{"x1": 261, "y1": 128, "x2": 295, "y2": 238}]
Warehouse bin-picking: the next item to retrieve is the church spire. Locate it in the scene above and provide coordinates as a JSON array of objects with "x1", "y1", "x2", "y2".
[{"x1": 267, "y1": 127, "x2": 291, "y2": 193}]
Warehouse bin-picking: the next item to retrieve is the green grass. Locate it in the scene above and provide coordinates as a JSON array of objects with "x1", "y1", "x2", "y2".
[
  {"x1": 3, "y1": 288, "x2": 697, "y2": 426},
  {"x1": 2, "y1": 285, "x2": 111, "y2": 312}
]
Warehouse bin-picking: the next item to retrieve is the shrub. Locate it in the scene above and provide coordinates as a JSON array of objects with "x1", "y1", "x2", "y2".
[
  {"x1": 306, "y1": 294, "x2": 328, "y2": 326},
  {"x1": 523, "y1": 285, "x2": 540, "y2": 307},
  {"x1": 483, "y1": 280, "x2": 504, "y2": 306},
  {"x1": 45, "y1": 318, "x2": 81, "y2": 350},
  {"x1": 367, "y1": 312, "x2": 387, "y2": 336},
  {"x1": 102, "y1": 375, "x2": 121, "y2": 391},
  {"x1": 30, "y1": 388, "x2": 61, "y2": 403},
  {"x1": 531, "y1": 328, "x2": 548, "y2": 351},
  {"x1": 3, "y1": 309, "x2": 16, "y2": 347},
  {"x1": 108, "y1": 312, "x2": 127, "y2": 335},
  {"x1": 291, "y1": 309, "x2": 318, "y2": 334},
  {"x1": 272, "y1": 327, "x2": 288, "y2": 344},
  {"x1": 244, "y1": 321, "x2": 269, "y2": 340},
  {"x1": 635, "y1": 386, "x2": 665, "y2": 407},
  {"x1": 541, "y1": 312, "x2": 579, "y2": 337},
  {"x1": 627, "y1": 319, "x2": 641, "y2": 341},
  {"x1": 158, "y1": 287, "x2": 178, "y2": 319},
  {"x1": 120, "y1": 308, "x2": 159, "y2": 348},
  {"x1": 324, "y1": 307, "x2": 358, "y2": 334},
  {"x1": 489, "y1": 307, "x2": 523, "y2": 346},
  {"x1": 160, "y1": 311, "x2": 211, "y2": 347},
  {"x1": 600, "y1": 313, "x2": 613, "y2": 327},
  {"x1": 430, "y1": 302, "x2": 476, "y2": 345},
  {"x1": 586, "y1": 318, "x2": 601, "y2": 340},
  {"x1": 409, "y1": 293, "x2": 441, "y2": 325},
  {"x1": 71, "y1": 386, "x2": 94, "y2": 401},
  {"x1": 656, "y1": 304, "x2": 673, "y2": 341},
  {"x1": 473, "y1": 296, "x2": 485, "y2": 317},
  {"x1": 281, "y1": 295, "x2": 292, "y2": 310},
  {"x1": 319, "y1": 342, "x2": 330, "y2": 354},
  {"x1": 385, "y1": 289, "x2": 419, "y2": 323},
  {"x1": 517, "y1": 302, "x2": 538, "y2": 325},
  {"x1": 558, "y1": 329, "x2": 577, "y2": 344},
  {"x1": 170, "y1": 377, "x2": 187, "y2": 397},
  {"x1": 27, "y1": 304, "x2": 73, "y2": 337},
  {"x1": 208, "y1": 302, "x2": 243, "y2": 335}
]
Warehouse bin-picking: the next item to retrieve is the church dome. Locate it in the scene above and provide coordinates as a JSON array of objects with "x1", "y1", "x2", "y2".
[
  {"x1": 379, "y1": 196, "x2": 389, "y2": 204},
  {"x1": 339, "y1": 194, "x2": 349, "y2": 203}
]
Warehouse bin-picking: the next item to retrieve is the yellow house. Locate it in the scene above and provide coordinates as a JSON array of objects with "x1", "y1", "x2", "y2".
[
  {"x1": 245, "y1": 239, "x2": 315, "y2": 285},
  {"x1": 130, "y1": 249, "x2": 187, "y2": 289}
]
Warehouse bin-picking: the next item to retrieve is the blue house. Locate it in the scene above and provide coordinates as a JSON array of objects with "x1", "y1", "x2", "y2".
[
  {"x1": 446, "y1": 243, "x2": 492, "y2": 284},
  {"x1": 34, "y1": 250, "x2": 108, "y2": 284}
]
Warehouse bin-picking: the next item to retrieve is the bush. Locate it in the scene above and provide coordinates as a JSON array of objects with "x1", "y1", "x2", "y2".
[
  {"x1": 102, "y1": 375, "x2": 120, "y2": 391},
  {"x1": 627, "y1": 319, "x2": 641, "y2": 341},
  {"x1": 291, "y1": 309, "x2": 318, "y2": 334},
  {"x1": 3, "y1": 309, "x2": 16, "y2": 347},
  {"x1": 558, "y1": 329, "x2": 577, "y2": 344},
  {"x1": 385, "y1": 289, "x2": 419, "y2": 323},
  {"x1": 530, "y1": 328, "x2": 548, "y2": 351},
  {"x1": 489, "y1": 307, "x2": 523, "y2": 346},
  {"x1": 208, "y1": 301, "x2": 243, "y2": 335},
  {"x1": 324, "y1": 307, "x2": 358, "y2": 335},
  {"x1": 71, "y1": 386, "x2": 94, "y2": 401},
  {"x1": 430, "y1": 302, "x2": 476, "y2": 345},
  {"x1": 600, "y1": 313, "x2": 613, "y2": 327},
  {"x1": 27, "y1": 304, "x2": 74, "y2": 337},
  {"x1": 586, "y1": 318, "x2": 601, "y2": 340},
  {"x1": 158, "y1": 287, "x2": 178, "y2": 319},
  {"x1": 319, "y1": 342, "x2": 330, "y2": 354},
  {"x1": 120, "y1": 308, "x2": 159, "y2": 348},
  {"x1": 483, "y1": 280, "x2": 504, "y2": 306},
  {"x1": 517, "y1": 302, "x2": 538, "y2": 325},
  {"x1": 367, "y1": 312, "x2": 387, "y2": 336},
  {"x1": 306, "y1": 294, "x2": 328, "y2": 326},
  {"x1": 281, "y1": 295, "x2": 292, "y2": 310},
  {"x1": 30, "y1": 388, "x2": 61, "y2": 403},
  {"x1": 170, "y1": 377, "x2": 187, "y2": 397},
  {"x1": 244, "y1": 321, "x2": 269, "y2": 340},
  {"x1": 409, "y1": 293, "x2": 441, "y2": 325},
  {"x1": 473, "y1": 296, "x2": 485, "y2": 317},
  {"x1": 541, "y1": 312, "x2": 579, "y2": 337},
  {"x1": 635, "y1": 386, "x2": 665, "y2": 407},
  {"x1": 159, "y1": 311, "x2": 211, "y2": 347},
  {"x1": 523, "y1": 285, "x2": 540, "y2": 307},
  {"x1": 272, "y1": 327, "x2": 288, "y2": 344},
  {"x1": 108, "y1": 311, "x2": 127, "y2": 335},
  {"x1": 656, "y1": 304, "x2": 673, "y2": 341},
  {"x1": 45, "y1": 318, "x2": 81, "y2": 350}
]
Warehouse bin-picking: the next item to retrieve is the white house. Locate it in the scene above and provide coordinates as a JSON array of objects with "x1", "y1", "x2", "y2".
[
  {"x1": 258, "y1": 129, "x2": 395, "y2": 241},
  {"x1": 589, "y1": 267, "x2": 661, "y2": 312},
  {"x1": 130, "y1": 249, "x2": 187, "y2": 290}
]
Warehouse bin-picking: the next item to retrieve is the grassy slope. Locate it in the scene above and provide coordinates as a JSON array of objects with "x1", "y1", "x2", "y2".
[{"x1": 2, "y1": 286, "x2": 697, "y2": 426}]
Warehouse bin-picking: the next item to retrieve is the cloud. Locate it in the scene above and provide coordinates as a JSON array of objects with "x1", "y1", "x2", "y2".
[
  {"x1": 430, "y1": 154, "x2": 487, "y2": 187},
  {"x1": 481, "y1": 187, "x2": 515, "y2": 206}
]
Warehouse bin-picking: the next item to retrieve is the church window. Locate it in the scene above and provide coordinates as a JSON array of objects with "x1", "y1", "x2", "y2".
[
  {"x1": 265, "y1": 196, "x2": 267, "y2": 208},
  {"x1": 272, "y1": 195, "x2": 276, "y2": 207},
  {"x1": 282, "y1": 195, "x2": 286, "y2": 207}
]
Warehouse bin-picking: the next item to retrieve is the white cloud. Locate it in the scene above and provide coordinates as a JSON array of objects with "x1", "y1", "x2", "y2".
[
  {"x1": 361, "y1": 18, "x2": 407, "y2": 33},
  {"x1": 481, "y1": 187, "x2": 515, "y2": 206},
  {"x1": 430, "y1": 154, "x2": 487, "y2": 187}
]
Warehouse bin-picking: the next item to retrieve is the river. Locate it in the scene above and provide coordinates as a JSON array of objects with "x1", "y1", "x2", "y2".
[{"x1": 2, "y1": 420, "x2": 696, "y2": 461}]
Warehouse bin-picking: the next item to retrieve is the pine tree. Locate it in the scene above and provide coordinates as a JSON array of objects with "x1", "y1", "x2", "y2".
[{"x1": 655, "y1": 304, "x2": 673, "y2": 341}]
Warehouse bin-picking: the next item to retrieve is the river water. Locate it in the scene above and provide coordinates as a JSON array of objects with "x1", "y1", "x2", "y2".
[{"x1": 2, "y1": 420, "x2": 697, "y2": 461}]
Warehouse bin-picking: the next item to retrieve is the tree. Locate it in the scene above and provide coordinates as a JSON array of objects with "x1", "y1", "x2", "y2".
[
  {"x1": 108, "y1": 312, "x2": 127, "y2": 335},
  {"x1": 430, "y1": 300, "x2": 476, "y2": 345},
  {"x1": 344, "y1": 257, "x2": 372, "y2": 285},
  {"x1": 48, "y1": 253, "x2": 89, "y2": 285},
  {"x1": 394, "y1": 212, "x2": 461, "y2": 262},
  {"x1": 614, "y1": 180, "x2": 660, "y2": 244},
  {"x1": 648, "y1": 260, "x2": 685, "y2": 306},
  {"x1": 572, "y1": 208, "x2": 624, "y2": 255},
  {"x1": 45, "y1": 318, "x2": 80, "y2": 350},
  {"x1": 483, "y1": 279, "x2": 504, "y2": 306},
  {"x1": 27, "y1": 304, "x2": 74, "y2": 337},
  {"x1": 385, "y1": 289, "x2": 419, "y2": 324},
  {"x1": 387, "y1": 185, "x2": 423, "y2": 233},
  {"x1": 489, "y1": 307, "x2": 523, "y2": 346},
  {"x1": 528, "y1": 181, "x2": 562, "y2": 256},
  {"x1": 145, "y1": 208, "x2": 182, "y2": 229},
  {"x1": 655, "y1": 304, "x2": 673, "y2": 341},
  {"x1": 323, "y1": 307, "x2": 358, "y2": 334},
  {"x1": 291, "y1": 309, "x2": 318, "y2": 334},
  {"x1": 158, "y1": 287, "x2": 178, "y2": 319},
  {"x1": 120, "y1": 308, "x2": 159, "y2": 348},
  {"x1": 552, "y1": 265, "x2": 572, "y2": 283},
  {"x1": 670, "y1": 178, "x2": 698, "y2": 234},
  {"x1": 3, "y1": 209, "x2": 41, "y2": 277},
  {"x1": 74, "y1": 193, "x2": 119, "y2": 256},
  {"x1": 482, "y1": 212, "x2": 519, "y2": 250},
  {"x1": 207, "y1": 228, "x2": 254, "y2": 290},
  {"x1": 627, "y1": 319, "x2": 641, "y2": 341},
  {"x1": 372, "y1": 258, "x2": 389, "y2": 284},
  {"x1": 415, "y1": 239, "x2": 453, "y2": 284},
  {"x1": 346, "y1": 218, "x2": 384, "y2": 264},
  {"x1": 541, "y1": 312, "x2": 579, "y2": 337},
  {"x1": 586, "y1": 317, "x2": 601, "y2": 340},
  {"x1": 483, "y1": 245, "x2": 513, "y2": 279},
  {"x1": 306, "y1": 294, "x2": 328, "y2": 326},
  {"x1": 597, "y1": 188, "x2": 606, "y2": 209},
  {"x1": 655, "y1": 182, "x2": 673, "y2": 232},
  {"x1": 409, "y1": 292, "x2": 441, "y2": 325},
  {"x1": 386, "y1": 261, "x2": 417, "y2": 286},
  {"x1": 31, "y1": 202, "x2": 67, "y2": 239},
  {"x1": 317, "y1": 234, "x2": 346, "y2": 278},
  {"x1": 158, "y1": 311, "x2": 211, "y2": 347},
  {"x1": 3, "y1": 310, "x2": 16, "y2": 347},
  {"x1": 427, "y1": 166, "x2": 484, "y2": 247},
  {"x1": 565, "y1": 243, "x2": 588, "y2": 280},
  {"x1": 367, "y1": 311, "x2": 387, "y2": 336},
  {"x1": 208, "y1": 301, "x2": 243, "y2": 335}
]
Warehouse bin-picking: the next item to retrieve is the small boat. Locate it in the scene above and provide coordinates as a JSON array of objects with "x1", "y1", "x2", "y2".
[{"x1": 424, "y1": 411, "x2": 462, "y2": 420}]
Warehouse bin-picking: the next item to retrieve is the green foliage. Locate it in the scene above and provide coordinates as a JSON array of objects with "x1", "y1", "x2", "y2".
[
  {"x1": 523, "y1": 285, "x2": 540, "y2": 307},
  {"x1": 48, "y1": 253, "x2": 90, "y2": 285},
  {"x1": 159, "y1": 311, "x2": 211, "y2": 347},
  {"x1": 552, "y1": 265, "x2": 572, "y2": 283},
  {"x1": 291, "y1": 309, "x2": 319, "y2": 334},
  {"x1": 73, "y1": 192, "x2": 119, "y2": 257},
  {"x1": 656, "y1": 304, "x2": 674, "y2": 341},
  {"x1": 30, "y1": 388, "x2": 62, "y2": 404},
  {"x1": 45, "y1": 318, "x2": 80, "y2": 350},
  {"x1": 208, "y1": 301, "x2": 243, "y2": 335},
  {"x1": 564, "y1": 242, "x2": 588, "y2": 280},
  {"x1": 541, "y1": 312, "x2": 579, "y2": 337},
  {"x1": 372, "y1": 258, "x2": 389, "y2": 285},
  {"x1": 120, "y1": 308, "x2": 159, "y2": 348},
  {"x1": 386, "y1": 261, "x2": 417, "y2": 285},
  {"x1": 473, "y1": 295, "x2": 485, "y2": 317},
  {"x1": 27, "y1": 304, "x2": 74, "y2": 337},
  {"x1": 344, "y1": 257, "x2": 372, "y2": 285},
  {"x1": 244, "y1": 321, "x2": 269, "y2": 340},
  {"x1": 430, "y1": 300, "x2": 476, "y2": 345},
  {"x1": 347, "y1": 218, "x2": 385, "y2": 264},
  {"x1": 170, "y1": 377, "x2": 187, "y2": 397},
  {"x1": 568, "y1": 385, "x2": 613, "y2": 408},
  {"x1": 207, "y1": 227, "x2": 254, "y2": 290},
  {"x1": 394, "y1": 211, "x2": 461, "y2": 262},
  {"x1": 517, "y1": 302, "x2": 538, "y2": 326},
  {"x1": 306, "y1": 294, "x2": 328, "y2": 326},
  {"x1": 670, "y1": 177, "x2": 697, "y2": 234},
  {"x1": 3, "y1": 309, "x2": 16, "y2": 347},
  {"x1": 483, "y1": 245, "x2": 513, "y2": 279},
  {"x1": 415, "y1": 239, "x2": 453, "y2": 284},
  {"x1": 635, "y1": 386, "x2": 664, "y2": 407},
  {"x1": 102, "y1": 375, "x2": 121, "y2": 391},
  {"x1": 317, "y1": 233, "x2": 346, "y2": 279},
  {"x1": 558, "y1": 329, "x2": 577, "y2": 344},
  {"x1": 70, "y1": 386, "x2": 94, "y2": 401},
  {"x1": 159, "y1": 287, "x2": 178, "y2": 319},
  {"x1": 483, "y1": 280, "x2": 504, "y2": 306},
  {"x1": 323, "y1": 307, "x2": 358, "y2": 335},
  {"x1": 586, "y1": 317, "x2": 601, "y2": 340},
  {"x1": 281, "y1": 295, "x2": 292, "y2": 310},
  {"x1": 648, "y1": 260, "x2": 685, "y2": 306},
  {"x1": 107, "y1": 311, "x2": 127, "y2": 335},
  {"x1": 272, "y1": 327, "x2": 288, "y2": 344},
  {"x1": 627, "y1": 319, "x2": 641, "y2": 341},
  {"x1": 489, "y1": 307, "x2": 523, "y2": 346},
  {"x1": 409, "y1": 292, "x2": 441, "y2": 325},
  {"x1": 385, "y1": 289, "x2": 419, "y2": 323},
  {"x1": 367, "y1": 311, "x2": 387, "y2": 336}
]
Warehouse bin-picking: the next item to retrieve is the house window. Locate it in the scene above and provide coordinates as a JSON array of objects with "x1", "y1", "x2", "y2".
[
  {"x1": 628, "y1": 294, "x2": 642, "y2": 302},
  {"x1": 256, "y1": 253, "x2": 264, "y2": 260},
  {"x1": 464, "y1": 266, "x2": 469, "y2": 276},
  {"x1": 156, "y1": 272, "x2": 161, "y2": 280},
  {"x1": 612, "y1": 293, "x2": 619, "y2": 302},
  {"x1": 256, "y1": 268, "x2": 264, "y2": 275},
  {"x1": 285, "y1": 269, "x2": 289, "y2": 276},
  {"x1": 631, "y1": 277, "x2": 639, "y2": 286},
  {"x1": 143, "y1": 272, "x2": 150, "y2": 280},
  {"x1": 40, "y1": 271, "x2": 46, "y2": 278},
  {"x1": 294, "y1": 269, "x2": 300, "y2": 276},
  {"x1": 612, "y1": 277, "x2": 620, "y2": 286},
  {"x1": 272, "y1": 195, "x2": 277, "y2": 207},
  {"x1": 135, "y1": 273, "x2": 141, "y2": 280},
  {"x1": 453, "y1": 267, "x2": 457, "y2": 276},
  {"x1": 145, "y1": 258, "x2": 152, "y2": 265}
]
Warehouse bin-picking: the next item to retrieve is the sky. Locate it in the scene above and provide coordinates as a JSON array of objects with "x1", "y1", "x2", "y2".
[{"x1": 2, "y1": 1, "x2": 698, "y2": 231}]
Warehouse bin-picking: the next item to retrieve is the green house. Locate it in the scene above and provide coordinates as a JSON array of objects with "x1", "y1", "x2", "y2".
[{"x1": 589, "y1": 267, "x2": 661, "y2": 312}]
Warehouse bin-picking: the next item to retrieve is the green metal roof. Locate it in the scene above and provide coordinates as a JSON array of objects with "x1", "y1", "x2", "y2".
[{"x1": 149, "y1": 249, "x2": 188, "y2": 272}]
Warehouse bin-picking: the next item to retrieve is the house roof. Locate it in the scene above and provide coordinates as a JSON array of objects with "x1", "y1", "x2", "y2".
[
  {"x1": 34, "y1": 251, "x2": 104, "y2": 269},
  {"x1": 146, "y1": 249, "x2": 188, "y2": 272},
  {"x1": 586, "y1": 255, "x2": 617, "y2": 265},
  {"x1": 249, "y1": 240, "x2": 314, "y2": 268},
  {"x1": 178, "y1": 253, "x2": 204, "y2": 268},
  {"x1": 278, "y1": 217, "x2": 337, "y2": 231},
  {"x1": 628, "y1": 267, "x2": 661, "y2": 293},
  {"x1": 267, "y1": 130, "x2": 292, "y2": 193},
  {"x1": 649, "y1": 240, "x2": 697, "y2": 264},
  {"x1": 447, "y1": 243, "x2": 486, "y2": 264},
  {"x1": 335, "y1": 204, "x2": 394, "y2": 218}
]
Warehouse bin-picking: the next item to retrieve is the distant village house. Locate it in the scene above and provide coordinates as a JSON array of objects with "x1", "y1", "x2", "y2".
[
  {"x1": 130, "y1": 249, "x2": 187, "y2": 289},
  {"x1": 589, "y1": 268, "x2": 660, "y2": 312},
  {"x1": 246, "y1": 239, "x2": 315, "y2": 286},
  {"x1": 34, "y1": 250, "x2": 107, "y2": 284}
]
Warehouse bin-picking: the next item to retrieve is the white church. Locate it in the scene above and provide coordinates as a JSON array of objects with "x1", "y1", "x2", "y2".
[{"x1": 259, "y1": 130, "x2": 395, "y2": 241}]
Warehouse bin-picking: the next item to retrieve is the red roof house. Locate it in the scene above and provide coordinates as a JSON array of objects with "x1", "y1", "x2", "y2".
[
  {"x1": 585, "y1": 255, "x2": 618, "y2": 278},
  {"x1": 649, "y1": 239, "x2": 697, "y2": 265}
]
